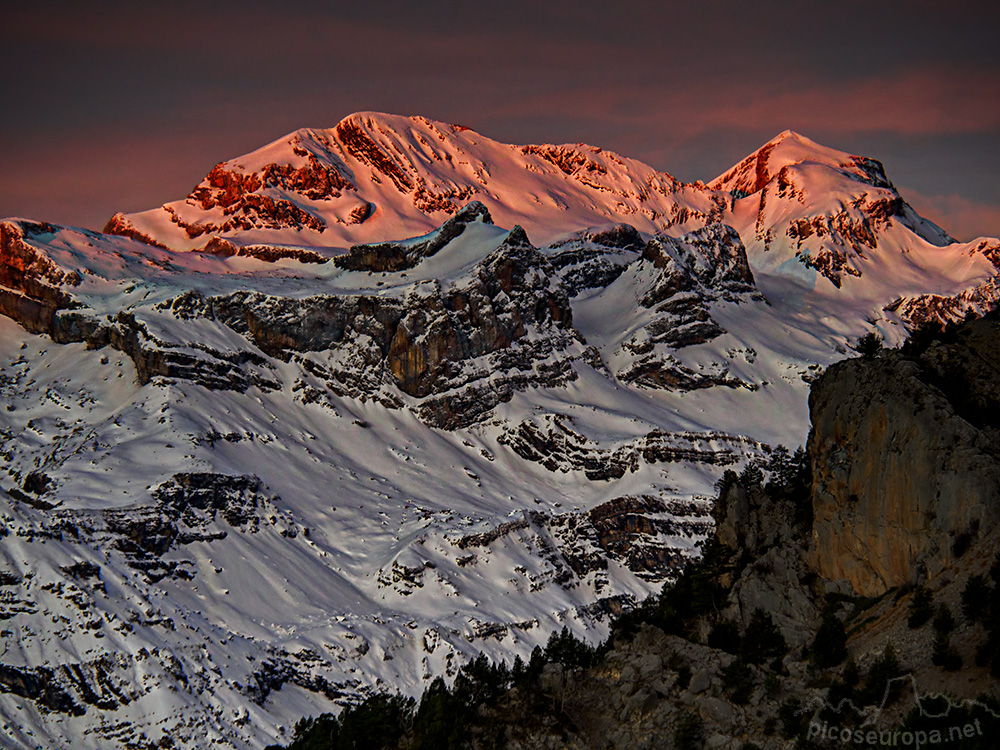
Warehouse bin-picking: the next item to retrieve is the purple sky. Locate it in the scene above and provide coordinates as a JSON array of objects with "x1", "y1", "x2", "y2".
[{"x1": 3, "y1": 1, "x2": 999, "y2": 240}]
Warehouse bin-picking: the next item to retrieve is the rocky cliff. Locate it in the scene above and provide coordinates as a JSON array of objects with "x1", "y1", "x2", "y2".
[
  {"x1": 809, "y1": 316, "x2": 1000, "y2": 596},
  {"x1": 612, "y1": 224, "x2": 765, "y2": 390}
]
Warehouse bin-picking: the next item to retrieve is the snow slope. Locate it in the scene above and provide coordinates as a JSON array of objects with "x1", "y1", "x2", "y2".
[{"x1": 111, "y1": 113, "x2": 721, "y2": 251}]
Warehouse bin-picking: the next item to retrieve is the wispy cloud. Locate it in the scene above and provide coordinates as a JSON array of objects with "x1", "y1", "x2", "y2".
[
  {"x1": 901, "y1": 188, "x2": 1000, "y2": 243},
  {"x1": 497, "y1": 66, "x2": 1000, "y2": 140}
]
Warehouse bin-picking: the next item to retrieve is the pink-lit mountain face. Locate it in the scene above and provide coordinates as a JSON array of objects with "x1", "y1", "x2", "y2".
[
  {"x1": 107, "y1": 112, "x2": 720, "y2": 250},
  {"x1": 1, "y1": 114, "x2": 999, "y2": 750},
  {"x1": 107, "y1": 114, "x2": 999, "y2": 321}
]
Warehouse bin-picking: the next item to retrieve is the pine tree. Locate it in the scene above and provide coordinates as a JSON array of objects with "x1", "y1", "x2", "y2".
[
  {"x1": 812, "y1": 611, "x2": 848, "y2": 668},
  {"x1": 907, "y1": 586, "x2": 934, "y2": 628}
]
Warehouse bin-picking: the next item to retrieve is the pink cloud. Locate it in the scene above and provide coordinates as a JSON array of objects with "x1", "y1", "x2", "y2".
[
  {"x1": 901, "y1": 188, "x2": 1000, "y2": 243},
  {"x1": 497, "y1": 65, "x2": 1000, "y2": 140}
]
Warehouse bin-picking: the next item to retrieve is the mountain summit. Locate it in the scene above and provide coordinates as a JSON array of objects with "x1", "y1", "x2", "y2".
[
  {"x1": 107, "y1": 112, "x2": 713, "y2": 250},
  {"x1": 106, "y1": 113, "x2": 991, "y2": 297},
  {"x1": 708, "y1": 129, "x2": 893, "y2": 196}
]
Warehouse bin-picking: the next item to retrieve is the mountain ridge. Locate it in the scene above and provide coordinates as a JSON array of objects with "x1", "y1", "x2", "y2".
[
  {"x1": 103, "y1": 112, "x2": 996, "y2": 308},
  {"x1": 106, "y1": 112, "x2": 713, "y2": 251}
]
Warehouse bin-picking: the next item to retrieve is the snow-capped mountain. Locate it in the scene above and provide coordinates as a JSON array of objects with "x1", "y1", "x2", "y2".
[
  {"x1": 106, "y1": 112, "x2": 721, "y2": 251},
  {"x1": 108, "y1": 114, "x2": 1000, "y2": 325},
  {"x1": 1, "y1": 113, "x2": 999, "y2": 750}
]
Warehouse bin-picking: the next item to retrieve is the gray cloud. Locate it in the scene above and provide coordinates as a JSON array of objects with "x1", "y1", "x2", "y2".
[{"x1": 2, "y1": 1, "x2": 998, "y2": 239}]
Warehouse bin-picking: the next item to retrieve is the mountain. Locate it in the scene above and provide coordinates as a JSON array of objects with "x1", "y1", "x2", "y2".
[
  {"x1": 1, "y1": 114, "x2": 999, "y2": 749},
  {"x1": 291, "y1": 313, "x2": 1000, "y2": 750},
  {"x1": 107, "y1": 114, "x2": 1000, "y2": 325},
  {"x1": 106, "y1": 112, "x2": 719, "y2": 251}
]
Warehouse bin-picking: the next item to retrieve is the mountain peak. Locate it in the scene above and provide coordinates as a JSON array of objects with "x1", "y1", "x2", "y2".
[
  {"x1": 709, "y1": 130, "x2": 892, "y2": 197},
  {"x1": 334, "y1": 110, "x2": 471, "y2": 136},
  {"x1": 112, "y1": 112, "x2": 713, "y2": 251},
  {"x1": 769, "y1": 128, "x2": 811, "y2": 144}
]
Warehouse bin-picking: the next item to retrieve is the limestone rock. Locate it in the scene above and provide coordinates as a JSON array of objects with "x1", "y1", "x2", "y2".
[{"x1": 808, "y1": 318, "x2": 1000, "y2": 596}]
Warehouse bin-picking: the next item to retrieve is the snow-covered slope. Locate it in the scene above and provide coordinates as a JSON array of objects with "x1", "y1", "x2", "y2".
[
  {"x1": 109, "y1": 112, "x2": 722, "y2": 251},
  {"x1": 2, "y1": 118, "x2": 1000, "y2": 750},
  {"x1": 110, "y1": 114, "x2": 1000, "y2": 324},
  {"x1": 709, "y1": 130, "x2": 1000, "y2": 327}
]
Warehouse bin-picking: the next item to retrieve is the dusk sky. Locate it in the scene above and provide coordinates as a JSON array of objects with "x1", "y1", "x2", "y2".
[{"x1": 3, "y1": 1, "x2": 999, "y2": 240}]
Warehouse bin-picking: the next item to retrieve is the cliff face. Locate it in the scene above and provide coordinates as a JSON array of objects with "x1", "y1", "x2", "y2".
[
  {"x1": 0, "y1": 213, "x2": 585, "y2": 430},
  {"x1": 808, "y1": 317, "x2": 1000, "y2": 596},
  {"x1": 170, "y1": 223, "x2": 581, "y2": 428},
  {"x1": 615, "y1": 224, "x2": 764, "y2": 390},
  {"x1": 0, "y1": 220, "x2": 80, "y2": 333}
]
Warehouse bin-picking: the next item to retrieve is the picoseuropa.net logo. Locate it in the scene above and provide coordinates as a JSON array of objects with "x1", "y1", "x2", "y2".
[
  {"x1": 798, "y1": 673, "x2": 997, "y2": 749},
  {"x1": 807, "y1": 719, "x2": 984, "y2": 748}
]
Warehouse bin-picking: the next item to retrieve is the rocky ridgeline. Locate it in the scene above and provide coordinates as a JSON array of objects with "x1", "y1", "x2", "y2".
[
  {"x1": 886, "y1": 242, "x2": 1000, "y2": 327},
  {"x1": 0, "y1": 222, "x2": 282, "y2": 392},
  {"x1": 0, "y1": 210, "x2": 595, "y2": 429},
  {"x1": 93, "y1": 115, "x2": 1000, "y2": 333},
  {"x1": 546, "y1": 223, "x2": 646, "y2": 295},
  {"x1": 611, "y1": 224, "x2": 765, "y2": 390},
  {"x1": 710, "y1": 135, "x2": 894, "y2": 198},
  {"x1": 166, "y1": 222, "x2": 584, "y2": 428},
  {"x1": 333, "y1": 201, "x2": 493, "y2": 272},
  {"x1": 3, "y1": 186, "x2": 997, "y2": 438},
  {"x1": 500, "y1": 414, "x2": 769, "y2": 481},
  {"x1": 99, "y1": 113, "x2": 732, "y2": 256},
  {"x1": 107, "y1": 115, "x2": 697, "y2": 246},
  {"x1": 107, "y1": 129, "x2": 359, "y2": 241},
  {"x1": 200, "y1": 237, "x2": 330, "y2": 264},
  {"x1": 709, "y1": 130, "x2": 956, "y2": 288}
]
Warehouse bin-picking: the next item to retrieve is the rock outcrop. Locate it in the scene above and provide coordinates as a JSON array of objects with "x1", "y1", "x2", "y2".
[
  {"x1": 0, "y1": 220, "x2": 80, "y2": 333},
  {"x1": 714, "y1": 476, "x2": 821, "y2": 647},
  {"x1": 448, "y1": 496, "x2": 713, "y2": 593},
  {"x1": 809, "y1": 315, "x2": 1000, "y2": 596},
  {"x1": 605, "y1": 224, "x2": 766, "y2": 390},
  {"x1": 499, "y1": 414, "x2": 769, "y2": 480},
  {"x1": 39, "y1": 472, "x2": 297, "y2": 583},
  {"x1": 0, "y1": 657, "x2": 139, "y2": 716},
  {"x1": 546, "y1": 223, "x2": 645, "y2": 295},
  {"x1": 200, "y1": 237, "x2": 330, "y2": 264},
  {"x1": 334, "y1": 200, "x2": 493, "y2": 272}
]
